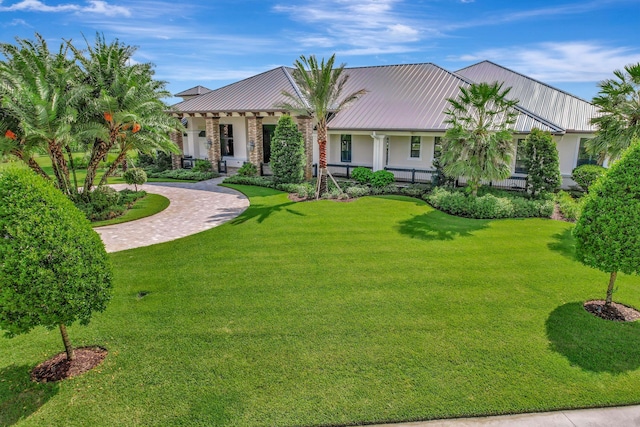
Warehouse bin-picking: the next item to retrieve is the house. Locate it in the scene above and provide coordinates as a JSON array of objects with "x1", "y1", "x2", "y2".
[{"x1": 169, "y1": 60, "x2": 599, "y2": 188}]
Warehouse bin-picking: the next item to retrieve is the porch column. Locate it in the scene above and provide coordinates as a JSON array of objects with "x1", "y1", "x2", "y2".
[
  {"x1": 170, "y1": 131, "x2": 184, "y2": 170},
  {"x1": 371, "y1": 133, "x2": 386, "y2": 171},
  {"x1": 297, "y1": 115, "x2": 314, "y2": 180},
  {"x1": 205, "y1": 117, "x2": 220, "y2": 173},
  {"x1": 247, "y1": 116, "x2": 264, "y2": 172},
  {"x1": 186, "y1": 130, "x2": 200, "y2": 158}
]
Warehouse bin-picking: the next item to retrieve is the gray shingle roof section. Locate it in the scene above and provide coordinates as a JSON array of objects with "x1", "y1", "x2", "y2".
[
  {"x1": 171, "y1": 67, "x2": 302, "y2": 113},
  {"x1": 456, "y1": 61, "x2": 598, "y2": 132},
  {"x1": 174, "y1": 85, "x2": 211, "y2": 97},
  {"x1": 327, "y1": 63, "x2": 561, "y2": 133}
]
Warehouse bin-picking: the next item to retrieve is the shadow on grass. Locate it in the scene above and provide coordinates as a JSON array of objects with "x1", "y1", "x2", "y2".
[
  {"x1": 230, "y1": 201, "x2": 304, "y2": 225},
  {"x1": 0, "y1": 364, "x2": 59, "y2": 426},
  {"x1": 546, "y1": 302, "x2": 640, "y2": 373},
  {"x1": 397, "y1": 210, "x2": 490, "y2": 241},
  {"x1": 547, "y1": 227, "x2": 577, "y2": 260}
]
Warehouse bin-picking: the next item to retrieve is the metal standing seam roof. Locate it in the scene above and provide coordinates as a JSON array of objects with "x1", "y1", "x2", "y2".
[
  {"x1": 456, "y1": 61, "x2": 599, "y2": 132},
  {"x1": 174, "y1": 85, "x2": 212, "y2": 97},
  {"x1": 326, "y1": 63, "x2": 563, "y2": 134},
  {"x1": 171, "y1": 67, "x2": 303, "y2": 113}
]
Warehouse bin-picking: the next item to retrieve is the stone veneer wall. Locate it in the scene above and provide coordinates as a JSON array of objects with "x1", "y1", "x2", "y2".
[
  {"x1": 247, "y1": 116, "x2": 264, "y2": 172},
  {"x1": 205, "y1": 117, "x2": 221, "y2": 173}
]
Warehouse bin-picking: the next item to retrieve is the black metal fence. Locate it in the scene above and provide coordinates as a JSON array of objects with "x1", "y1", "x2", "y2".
[{"x1": 456, "y1": 175, "x2": 527, "y2": 190}]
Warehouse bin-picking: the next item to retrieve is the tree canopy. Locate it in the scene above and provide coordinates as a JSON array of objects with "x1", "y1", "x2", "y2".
[
  {"x1": 522, "y1": 128, "x2": 561, "y2": 198},
  {"x1": 270, "y1": 115, "x2": 305, "y2": 184}
]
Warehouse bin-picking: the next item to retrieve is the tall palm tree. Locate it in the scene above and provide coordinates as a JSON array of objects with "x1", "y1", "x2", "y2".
[
  {"x1": 588, "y1": 62, "x2": 640, "y2": 163},
  {"x1": 278, "y1": 54, "x2": 366, "y2": 197},
  {"x1": 441, "y1": 82, "x2": 519, "y2": 196},
  {"x1": 0, "y1": 34, "x2": 87, "y2": 196}
]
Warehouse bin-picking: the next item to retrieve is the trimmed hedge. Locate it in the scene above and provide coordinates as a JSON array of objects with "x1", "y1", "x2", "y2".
[
  {"x1": 145, "y1": 169, "x2": 219, "y2": 181},
  {"x1": 555, "y1": 191, "x2": 584, "y2": 221},
  {"x1": 571, "y1": 164, "x2": 605, "y2": 192},
  {"x1": 425, "y1": 187, "x2": 554, "y2": 219}
]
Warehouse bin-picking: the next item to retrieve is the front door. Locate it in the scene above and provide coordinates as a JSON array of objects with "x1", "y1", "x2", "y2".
[{"x1": 262, "y1": 125, "x2": 276, "y2": 164}]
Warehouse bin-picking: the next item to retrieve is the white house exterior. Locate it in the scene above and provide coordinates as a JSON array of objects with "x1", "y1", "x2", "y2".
[{"x1": 170, "y1": 61, "x2": 599, "y2": 188}]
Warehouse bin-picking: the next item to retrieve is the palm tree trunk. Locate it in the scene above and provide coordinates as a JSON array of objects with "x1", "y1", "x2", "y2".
[
  {"x1": 605, "y1": 271, "x2": 617, "y2": 307},
  {"x1": 99, "y1": 150, "x2": 128, "y2": 186},
  {"x1": 59, "y1": 323, "x2": 75, "y2": 361},
  {"x1": 47, "y1": 140, "x2": 71, "y2": 196},
  {"x1": 317, "y1": 122, "x2": 328, "y2": 197},
  {"x1": 64, "y1": 144, "x2": 79, "y2": 196},
  {"x1": 83, "y1": 139, "x2": 110, "y2": 195},
  {"x1": 11, "y1": 149, "x2": 50, "y2": 180}
]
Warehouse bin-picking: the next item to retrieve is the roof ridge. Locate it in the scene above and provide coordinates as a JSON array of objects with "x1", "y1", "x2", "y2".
[
  {"x1": 513, "y1": 104, "x2": 565, "y2": 134},
  {"x1": 343, "y1": 62, "x2": 437, "y2": 71},
  {"x1": 459, "y1": 60, "x2": 594, "y2": 105},
  {"x1": 281, "y1": 66, "x2": 309, "y2": 109}
]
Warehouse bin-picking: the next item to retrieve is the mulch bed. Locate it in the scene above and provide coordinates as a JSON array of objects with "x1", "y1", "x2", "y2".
[
  {"x1": 31, "y1": 346, "x2": 107, "y2": 383},
  {"x1": 584, "y1": 300, "x2": 640, "y2": 322}
]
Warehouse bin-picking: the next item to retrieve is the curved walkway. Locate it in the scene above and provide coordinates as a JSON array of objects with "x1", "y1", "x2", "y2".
[{"x1": 95, "y1": 177, "x2": 248, "y2": 252}]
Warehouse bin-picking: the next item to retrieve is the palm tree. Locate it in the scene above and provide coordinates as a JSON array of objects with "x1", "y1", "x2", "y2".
[
  {"x1": 278, "y1": 54, "x2": 366, "y2": 197},
  {"x1": 587, "y1": 63, "x2": 640, "y2": 163},
  {"x1": 441, "y1": 82, "x2": 519, "y2": 196},
  {"x1": 0, "y1": 34, "x2": 87, "y2": 196}
]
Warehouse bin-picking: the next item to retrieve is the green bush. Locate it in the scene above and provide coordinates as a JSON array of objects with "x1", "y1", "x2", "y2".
[
  {"x1": 572, "y1": 164, "x2": 606, "y2": 192},
  {"x1": 90, "y1": 185, "x2": 120, "y2": 212},
  {"x1": 123, "y1": 167, "x2": 147, "y2": 190},
  {"x1": 146, "y1": 169, "x2": 219, "y2": 181},
  {"x1": 400, "y1": 184, "x2": 431, "y2": 197},
  {"x1": 0, "y1": 168, "x2": 112, "y2": 358},
  {"x1": 271, "y1": 115, "x2": 305, "y2": 184},
  {"x1": 192, "y1": 159, "x2": 213, "y2": 173},
  {"x1": 522, "y1": 129, "x2": 562, "y2": 198},
  {"x1": 555, "y1": 191, "x2": 584, "y2": 221},
  {"x1": 346, "y1": 185, "x2": 370, "y2": 198},
  {"x1": 426, "y1": 187, "x2": 553, "y2": 219},
  {"x1": 223, "y1": 175, "x2": 274, "y2": 188},
  {"x1": 351, "y1": 167, "x2": 373, "y2": 184},
  {"x1": 237, "y1": 162, "x2": 258, "y2": 177},
  {"x1": 370, "y1": 170, "x2": 395, "y2": 188},
  {"x1": 73, "y1": 187, "x2": 147, "y2": 221},
  {"x1": 137, "y1": 151, "x2": 173, "y2": 172}
]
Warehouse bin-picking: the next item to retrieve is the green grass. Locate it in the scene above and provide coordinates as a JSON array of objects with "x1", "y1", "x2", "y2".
[
  {"x1": 2, "y1": 186, "x2": 640, "y2": 426},
  {"x1": 91, "y1": 193, "x2": 170, "y2": 227}
]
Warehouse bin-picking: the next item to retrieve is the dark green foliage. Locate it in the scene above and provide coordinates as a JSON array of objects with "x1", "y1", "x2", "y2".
[
  {"x1": 426, "y1": 187, "x2": 553, "y2": 219},
  {"x1": 145, "y1": 169, "x2": 219, "y2": 181},
  {"x1": 574, "y1": 143, "x2": 640, "y2": 276},
  {"x1": 123, "y1": 168, "x2": 147, "y2": 190},
  {"x1": 270, "y1": 115, "x2": 305, "y2": 184},
  {"x1": 370, "y1": 170, "x2": 395, "y2": 188},
  {"x1": 522, "y1": 129, "x2": 562, "y2": 198},
  {"x1": 73, "y1": 187, "x2": 146, "y2": 221},
  {"x1": 572, "y1": 164, "x2": 606, "y2": 192},
  {"x1": 0, "y1": 167, "x2": 112, "y2": 337},
  {"x1": 400, "y1": 184, "x2": 431, "y2": 197},
  {"x1": 237, "y1": 162, "x2": 258, "y2": 177},
  {"x1": 192, "y1": 159, "x2": 213, "y2": 173},
  {"x1": 224, "y1": 175, "x2": 274, "y2": 187},
  {"x1": 137, "y1": 151, "x2": 173, "y2": 172},
  {"x1": 555, "y1": 191, "x2": 584, "y2": 221},
  {"x1": 351, "y1": 167, "x2": 373, "y2": 184}
]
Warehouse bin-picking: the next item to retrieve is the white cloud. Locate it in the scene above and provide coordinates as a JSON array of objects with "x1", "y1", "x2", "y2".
[
  {"x1": 0, "y1": 0, "x2": 130, "y2": 17},
  {"x1": 453, "y1": 42, "x2": 640, "y2": 82}
]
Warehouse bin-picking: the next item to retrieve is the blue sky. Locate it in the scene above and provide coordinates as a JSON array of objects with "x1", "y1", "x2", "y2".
[{"x1": 1, "y1": 0, "x2": 639, "y2": 103}]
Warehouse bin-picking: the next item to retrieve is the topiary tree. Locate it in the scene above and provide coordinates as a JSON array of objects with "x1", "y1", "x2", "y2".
[
  {"x1": 571, "y1": 164, "x2": 606, "y2": 192},
  {"x1": 573, "y1": 143, "x2": 640, "y2": 307},
  {"x1": 522, "y1": 128, "x2": 561, "y2": 198},
  {"x1": 123, "y1": 167, "x2": 147, "y2": 191},
  {"x1": 270, "y1": 115, "x2": 305, "y2": 184},
  {"x1": 0, "y1": 168, "x2": 112, "y2": 361}
]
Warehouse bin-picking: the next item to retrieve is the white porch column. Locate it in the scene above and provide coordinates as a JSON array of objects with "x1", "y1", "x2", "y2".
[
  {"x1": 186, "y1": 130, "x2": 200, "y2": 158},
  {"x1": 371, "y1": 133, "x2": 386, "y2": 171}
]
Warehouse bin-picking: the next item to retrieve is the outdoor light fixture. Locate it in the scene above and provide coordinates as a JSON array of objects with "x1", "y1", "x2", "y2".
[
  {"x1": 249, "y1": 140, "x2": 255, "y2": 151},
  {"x1": 205, "y1": 138, "x2": 213, "y2": 150}
]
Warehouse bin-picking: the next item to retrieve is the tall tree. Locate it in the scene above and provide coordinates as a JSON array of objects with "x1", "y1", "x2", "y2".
[
  {"x1": 278, "y1": 54, "x2": 366, "y2": 197},
  {"x1": 0, "y1": 34, "x2": 87, "y2": 196},
  {"x1": 573, "y1": 142, "x2": 640, "y2": 307},
  {"x1": 587, "y1": 62, "x2": 640, "y2": 163},
  {"x1": 440, "y1": 82, "x2": 519, "y2": 196},
  {"x1": 0, "y1": 167, "x2": 112, "y2": 361},
  {"x1": 270, "y1": 115, "x2": 305, "y2": 184},
  {"x1": 522, "y1": 128, "x2": 562, "y2": 198}
]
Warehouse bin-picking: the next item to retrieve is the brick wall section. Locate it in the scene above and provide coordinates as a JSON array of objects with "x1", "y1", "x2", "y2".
[
  {"x1": 170, "y1": 131, "x2": 184, "y2": 170},
  {"x1": 205, "y1": 117, "x2": 221, "y2": 172},
  {"x1": 247, "y1": 116, "x2": 264, "y2": 172},
  {"x1": 297, "y1": 116, "x2": 314, "y2": 180}
]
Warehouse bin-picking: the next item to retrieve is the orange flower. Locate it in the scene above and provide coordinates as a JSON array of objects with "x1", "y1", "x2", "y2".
[
  {"x1": 4, "y1": 130, "x2": 16, "y2": 140},
  {"x1": 104, "y1": 112, "x2": 113, "y2": 122},
  {"x1": 132, "y1": 123, "x2": 141, "y2": 133}
]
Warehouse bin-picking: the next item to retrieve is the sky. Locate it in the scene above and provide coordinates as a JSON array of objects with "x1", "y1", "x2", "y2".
[{"x1": 1, "y1": 0, "x2": 639, "y2": 104}]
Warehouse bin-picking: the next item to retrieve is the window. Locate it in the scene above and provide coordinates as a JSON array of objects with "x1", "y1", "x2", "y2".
[
  {"x1": 198, "y1": 130, "x2": 206, "y2": 138},
  {"x1": 577, "y1": 138, "x2": 597, "y2": 167},
  {"x1": 220, "y1": 124, "x2": 234, "y2": 157},
  {"x1": 515, "y1": 139, "x2": 528, "y2": 174},
  {"x1": 341, "y1": 135, "x2": 352, "y2": 162},
  {"x1": 410, "y1": 136, "x2": 421, "y2": 158},
  {"x1": 433, "y1": 136, "x2": 442, "y2": 163}
]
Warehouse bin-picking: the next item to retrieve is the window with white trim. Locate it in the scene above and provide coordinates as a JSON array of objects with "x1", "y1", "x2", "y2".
[
  {"x1": 515, "y1": 139, "x2": 528, "y2": 174},
  {"x1": 410, "y1": 136, "x2": 421, "y2": 158},
  {"x1": 341, "y1": 135, "x2": 352, "y2": 162}
]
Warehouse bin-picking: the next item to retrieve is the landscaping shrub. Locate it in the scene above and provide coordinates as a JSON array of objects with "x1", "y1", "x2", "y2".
[
  {"x1": 522, "y1": 128, "x2": 562, "y2": 198},
  {"x1": 276, "y1": 182, "x2": 314, "y2": 199},
  {"x1": 271, "y1": 115, "x2": 305, "y2": 184},
  {"x1": 370, "y1": 170, "x2": 395, "y2": 188},
  {"x1": 145, "y1": 169, "x2": 219, "y2": 181},
  {"x1": 426, "y1": 187, "x2": 553, "y2": 219},
  {"x1": 237, "y1": 162, "x2": 258, "y2": 177},
  {"x1": 73, "y1": 187, "x2": 147, "y2": 221},
  {"x1": 224, "y1": 175, "x2": 274, "y2": 188},
  {"x1": 400, "y1": 184, "x2": 431, "y2": 197},
  {"x1": 123, "y1": 167, "x2": 147, "y2": 191},
  {"x1": 192, "y1": 159, "x2": 213, "y2": 173},
  {"x1": 572, "y1": 164, "x2": 606, "y2": 192},
  {"x1": 137, "y1": 151, "x2": 172, "y2": 172},
  {"x1": 351, "y1": 167, "x2": 373, "y2": 184},
  {"x1": 346, "y1": 185, "x2": 370, "y2": 198},
  {"x1": 555, "y1": 191, "x2": 584, "y2": 221}
]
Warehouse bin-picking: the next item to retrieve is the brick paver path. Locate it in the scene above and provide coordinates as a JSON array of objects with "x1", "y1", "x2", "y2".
[{"x1": 95, "y1": 177, "x2": 248, "y2": 252}]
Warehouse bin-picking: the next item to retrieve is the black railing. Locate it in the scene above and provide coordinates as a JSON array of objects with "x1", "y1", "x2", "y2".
[
  {"x1": 218, "y1": 159, "x2": 227, "y2": 174},
  {"x1": 384, "y1": 167, "x2": 436, "y2": 184},
  {"x1": 326, "y1": 163, "x2": 372, "y2": 179},
  {"x1": 456, "y1": 175, "x2": 527, "y2": 190}
]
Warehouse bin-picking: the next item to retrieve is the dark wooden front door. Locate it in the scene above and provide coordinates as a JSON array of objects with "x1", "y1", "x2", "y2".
[{"x1": 262, "y1": 125, "x2": 276, "y2": 164}]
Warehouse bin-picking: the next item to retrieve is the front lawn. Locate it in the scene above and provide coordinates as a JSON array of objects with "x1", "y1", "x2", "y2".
[{"x1": 2, "y1": 186, "x2": 640, "y2": 426}]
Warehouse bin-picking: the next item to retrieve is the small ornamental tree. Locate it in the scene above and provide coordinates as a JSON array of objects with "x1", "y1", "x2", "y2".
[
  {"x1": 270, "y1": 115, "x2": 305, "y2": 184},
  {"x1": 123, "y1": 167, "x2": 147, "y2": 191},
  {"x1": 573, "y1": 143, "x2": 640, "y2": 307},
  {"x1": 572, "y1": 164, "x2": 606, "y2": 192},
  {"x1": 522, "y1": 128, "x2": 561, "y2": 198},
  {"x1": 0, "y1": 168, "x2": 112, "y2": 361}
]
